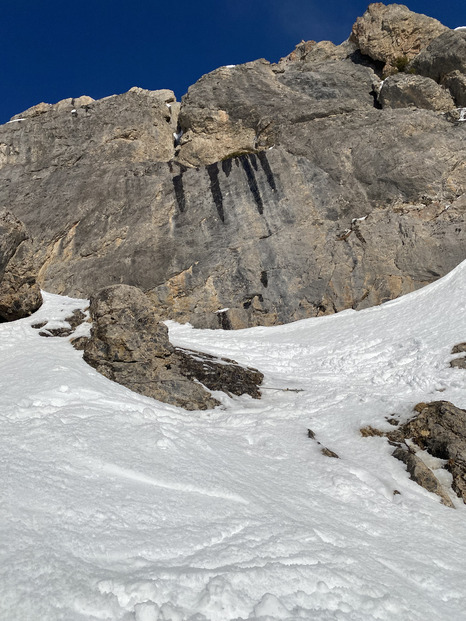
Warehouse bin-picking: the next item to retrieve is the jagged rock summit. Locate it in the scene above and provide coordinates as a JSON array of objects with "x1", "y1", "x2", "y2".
[{"x1": 0, "y1": 3, "x2": 465, "y2": 329}]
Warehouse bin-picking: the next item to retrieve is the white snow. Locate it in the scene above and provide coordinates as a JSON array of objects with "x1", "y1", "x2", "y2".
[
  {"x1": 3, "y1": 261, "x2": 466, "y2": 620},
  {"x1": 454, "y1": 26, "x2": 466, "y2": 31}
]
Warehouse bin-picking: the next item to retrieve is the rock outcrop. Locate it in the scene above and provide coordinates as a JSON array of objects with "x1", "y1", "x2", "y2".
[
  {"x1": 0, "y1": 4, "x2": 465, "y2": 328},
  {"x1": 409, "y1": 29, "x2": 466, "y2": 84},
  {"x1": 388, "y1": 401, "x2": 466, "y2": 505},
  {"x1": 379, "y1": 74, "x2": 455, "y2": 111},
  {"x1": 349, "y1": 3, "x2": 448, "y2": 75},
  {"x1": 83, "y1": 285, "x2": 263, "y2": 409},
  {"x1": 0, "y1": 210, "x2": 42, "y2": 321}
]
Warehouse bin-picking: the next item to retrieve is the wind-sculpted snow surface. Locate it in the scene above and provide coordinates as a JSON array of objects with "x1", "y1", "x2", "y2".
[{"x1": 3, "y1": 263, "x2": 466, "y2": 619}]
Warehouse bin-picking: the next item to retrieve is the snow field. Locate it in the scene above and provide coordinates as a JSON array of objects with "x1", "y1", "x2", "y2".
[{"x1": 2, "y1": 262, "x2": 466, "y2": 620}]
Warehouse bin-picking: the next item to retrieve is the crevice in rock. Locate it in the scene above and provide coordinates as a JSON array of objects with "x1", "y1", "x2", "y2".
[
  {"x1": 240, "y1": 154, "x2": 264, "y2": 215},
  {"x1": 173, "y1": 173, "x2": 186, "y2": 213},
  {"x1": 206, "y1": 163, "x2": 225, "y2": 223}
]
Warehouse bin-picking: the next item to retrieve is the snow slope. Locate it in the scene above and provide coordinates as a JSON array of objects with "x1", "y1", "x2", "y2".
[{"x1": 2, "y1": 262, "x2": 466, "y2": 621}]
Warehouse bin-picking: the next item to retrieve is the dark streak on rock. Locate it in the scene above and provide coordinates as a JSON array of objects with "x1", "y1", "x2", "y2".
[
  {"x1": 173, "y1": 174, "x2": 186, "y2": 213},
  {"x1": 207, "y1": 163, "x2": 225, "y2": 223},
  {"x1": 260, "y1": 270, "x2": 268, "y2": 287},
  {"x1": 257, "y1": 152, "x2": 277, "y2": 192},
  {"x1": 240, "y1": 155, "x2": 264, "y2": 215},
  {"x1": 222, "y1": 159, "x2": 232, "y2": 177}
]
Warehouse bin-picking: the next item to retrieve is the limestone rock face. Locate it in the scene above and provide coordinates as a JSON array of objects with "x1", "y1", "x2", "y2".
[
  {"x1": 410, "y1": 30, "x2": 466, "y2": 84},
  {"x1": 2, "y1": 87, "x2": 178, "y2": 169},
  {"x1": 379, "y1": 74, "x2": 455, "y2": 111},
  {"x1": 176, "y1": 58, "x2": 376, "y2": 167},
  {"x1": 350, "y1": 3, "x2": 448, "y2": 75},
  {"x1": 83, "y1": 285, "x2": 263, "y2": 409},
  {"x1": 0, "y1": 6, "x2": 466, "y2": 329},
  {"x1": 0, "y1": 210, "x2": 42, "y2": 321}
]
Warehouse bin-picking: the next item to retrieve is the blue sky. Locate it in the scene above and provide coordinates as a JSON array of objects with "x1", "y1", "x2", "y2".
[{"x1": 1, "y1": 1, "x2": 465, "y2": 123}]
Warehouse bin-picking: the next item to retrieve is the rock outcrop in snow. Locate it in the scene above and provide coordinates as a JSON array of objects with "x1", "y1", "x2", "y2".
[
  {"x1": 388, "y1": 401, "x2": 466, "y2": 505},
  {"x1": 0, "y1": 210, "x2": 42, "y2": 321},
  {"x1": 83, "y1": 285, "x2": 263, "y2": 409},
  {"x1": 0, "y1": 4, "x2": 465, "y2": 328}
]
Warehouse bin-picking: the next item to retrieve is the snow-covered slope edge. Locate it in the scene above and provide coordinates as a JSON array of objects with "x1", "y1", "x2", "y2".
[{"x1": 3, "y1": 262, "x2": 466, "y2": 620}]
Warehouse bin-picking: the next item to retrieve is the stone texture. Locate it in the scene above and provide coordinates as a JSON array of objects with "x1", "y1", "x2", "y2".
[
  {"x1": 83, "y1": 285, "x2": 263, "y2": 409},
  {"x1": 0, "y1": 210, "x2": 42, "y2": 321},
  {"x1": 450, "y1": 357, "x2": 466, "y2": 369},
  {"x1": 410, "y1": 30, "x2": 466, "y2": 84},
  {"x1": 176, "y1": 58, "x2": 377, "y2": 167},
  {"x1": 350, "y1": 3, "x2": 448, "y2": 75},
  {"x1": 276, "y1": 39, "x2": 357, "y2": 66},
  {"x1": 392, "y1": 445, "x2": 454, "y2": 507},
  {"x1": 2, "y1": 87, "x2": 178, "y2": 169},
  {"x1": 0, "y1": 7, "x2": 466, "y2": 329},
  {"x1": 379, "y1": 74, "x2": 455, "y2": 111},
  {"x1": 442, "y1": 70, "x2": 466, "y2": 107},
  {"x1": 388, "y1": 401, "x2": 466, "y2": 504}
]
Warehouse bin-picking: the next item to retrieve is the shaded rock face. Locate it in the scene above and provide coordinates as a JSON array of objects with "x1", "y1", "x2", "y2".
[
  {"x1": 410, "y1": 30, "x2": 466, "y2": 84},
  {"x1": 0, "y1": 5, "x2": 466, "y2": 329},
  {"x1": 349, "y1": 3, "x2": 448, "y2": 75},
  {"x1": 83, "y1": 285, "x2": 263, "y2": 409},
  {"x1": 0, "y1": 210, "x2": 42, "y2": 321},
  {"x1": 379, "y1": 74, "x2": 455, "y2": 112},
  {"x1": 388, "y1": 401, "x2": 466, "y2": 505}
]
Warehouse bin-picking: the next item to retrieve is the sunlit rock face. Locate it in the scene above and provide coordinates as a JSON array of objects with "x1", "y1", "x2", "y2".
[{"x1": 0, "y1": 4, "x2": 465, "y2": 328}]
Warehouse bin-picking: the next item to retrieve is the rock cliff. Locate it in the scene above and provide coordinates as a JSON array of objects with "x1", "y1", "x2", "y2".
[{"x1": 0, "y1": 3, "x2": 465, "y2": 328}]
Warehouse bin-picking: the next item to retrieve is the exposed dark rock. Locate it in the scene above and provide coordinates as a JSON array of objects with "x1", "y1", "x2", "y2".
[
  {"x1": 83, "y1": 285, "x2": 262, "y2": 410},
  {"x1": 379, "y1": 74, "x2": 455, "y2": 112},
  {"x1": 37, "y1": 308, "x2": 87, "y2": 337},
  {"x1": 0, "y1": 210, "x2": 42, "y2": 321},
  {"x1": 392, "y1": 445, "x2": 454, "y2": 507},
  {"x1": 450, "y1": 357, "x2": 466, "y2": 369},
  {"x1": 307, "y1": 427, "x2": 339, "y2": 458},
  {"x1": 66, "y1": 308, "x2": 87, "y2": 331},
  {"x1": 451, "y1": 342, "x2": 466, "y2": 354},
  {"x1": 39, "y1": 327, "x2": 73, "y2": 338},
  {"x1": 388, "y1": 401, "x2": 466, "y2": 504},
  {"x1": 321, "y1": 447, "x2": 339, "y2": 459},
  {"x1": 175, "y1": 347, "x2": 263, "y2": 399},
  {"x1": 71, "y1": 336, "x2": 89, "y2": 351},
  {"x1": 31, "y1": 320, "x2": 47, "y2": 329},
  {"x1": 442, "y1": 71, "x2": 466, "y2": 107}
]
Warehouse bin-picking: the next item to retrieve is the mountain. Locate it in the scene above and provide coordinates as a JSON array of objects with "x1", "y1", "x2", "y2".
[
  {"x1": 0, "y1": 3, "x2": 465, "y2": 329},
  {"x1": 2, "y1": 4, "x2": 466, "y2": 620}
]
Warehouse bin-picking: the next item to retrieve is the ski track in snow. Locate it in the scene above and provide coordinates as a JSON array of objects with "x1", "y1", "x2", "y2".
[{"x1": 2, "y1": 266, "x2": 466, "y2": 620}]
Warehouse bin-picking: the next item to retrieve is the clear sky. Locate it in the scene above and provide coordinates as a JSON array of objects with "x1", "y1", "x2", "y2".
[{"x1": 1, "y1": 0, "x2": 465, "y2": 124}]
